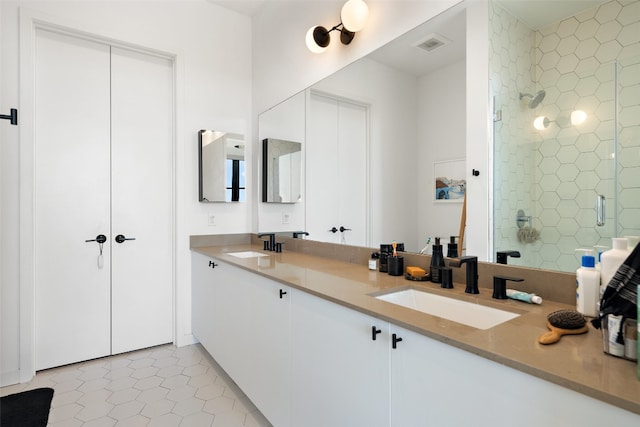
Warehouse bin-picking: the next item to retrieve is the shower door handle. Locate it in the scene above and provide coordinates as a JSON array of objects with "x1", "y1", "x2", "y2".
[{"x1": 596, "y1": 195, "x2": 605, "y2": 227}]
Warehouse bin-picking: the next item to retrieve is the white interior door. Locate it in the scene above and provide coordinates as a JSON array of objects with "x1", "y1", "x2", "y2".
[
  {"x1": 307, "y1": 92, "x2": 368, "y2": 245},
  {"x1": 34, "y1": 30, "x2": 173, "y2": 369},
  {"x1": 110, "y1": 47, "x2": 173, "y2": 354},
  {"x1": 35, "y1": 30, "x2": 112, "y2": 370}
]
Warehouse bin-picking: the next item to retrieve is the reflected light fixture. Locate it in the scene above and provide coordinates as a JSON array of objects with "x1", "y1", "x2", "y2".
[
  {"x1": 306, "y1": 0, "x2": 369, "y2": 53},
  {"x1": 533, "y1": 116, "x2": 550, "y2": 130},
  {"x1": 571, "y1": 110, "x2": 587, "y2": 126}
]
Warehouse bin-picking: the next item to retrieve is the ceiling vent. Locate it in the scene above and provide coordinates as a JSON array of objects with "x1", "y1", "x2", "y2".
[{"x1": 413, "y1": 33, "x2": 451, "y2": 52}]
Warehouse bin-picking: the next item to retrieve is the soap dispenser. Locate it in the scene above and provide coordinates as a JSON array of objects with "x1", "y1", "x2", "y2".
[
  {"x1": 430, "y1": 237, "x2": 445, "y2": 283},
  {"x1": 447, "y1": 236, "x2": 458, "y2": 258}
]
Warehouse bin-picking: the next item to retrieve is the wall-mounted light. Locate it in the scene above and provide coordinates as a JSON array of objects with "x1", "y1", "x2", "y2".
[
  {"x1": 533, "y1": 116, "x2": 551, "y2": 130},
  {"x1": 534, "y1": 110, "x2": 588, "y2": 130},
  {"x1": 306, "y1": 0, "x2": 369, "y2": 54}
]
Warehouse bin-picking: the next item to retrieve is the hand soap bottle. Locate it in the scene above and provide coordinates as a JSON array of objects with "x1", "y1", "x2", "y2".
[
  {"x1": 430, "y1": 237, "x2": 445, "y2": 283},
  {"x1": 575, "y1": 249, "x2": 600, "y2": 317}
]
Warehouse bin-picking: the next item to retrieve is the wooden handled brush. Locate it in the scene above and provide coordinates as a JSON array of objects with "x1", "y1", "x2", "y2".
[{"x1": 538, "y1": 309, "x2": 589, "y2": 345}]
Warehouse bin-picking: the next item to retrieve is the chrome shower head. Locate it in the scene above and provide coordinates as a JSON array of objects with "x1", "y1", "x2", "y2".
[{"x1": 519, "y1": 90, "x2": 546, "y2": 109}]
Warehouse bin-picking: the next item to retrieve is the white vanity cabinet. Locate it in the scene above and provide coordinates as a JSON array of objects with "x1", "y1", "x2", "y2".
[
  {"x1": 191, "y1": 252, "x2": 291, "y2": 426},
  {"x1": 388, "y1": 325, "x2": 639, "y2": 427},
  {"x1": 192, "y1": 252, "x2": 639, "y2": 427},
  {"x1": 290, "y1": 289, "x2": 390, "y2": 427}
]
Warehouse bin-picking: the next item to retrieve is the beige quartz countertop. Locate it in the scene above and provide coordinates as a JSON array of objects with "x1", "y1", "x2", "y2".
[{"x1": 192, "y1": 244, "x2": 640, "y2": 416}]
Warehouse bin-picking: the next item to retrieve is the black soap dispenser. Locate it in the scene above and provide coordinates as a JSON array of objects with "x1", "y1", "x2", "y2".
[
  {"x1": 447, "y1": 236, "x2": 459, "y2": 258},
  {"x1": 430, "y1": 237, "x2": 445, "y2": 283}
]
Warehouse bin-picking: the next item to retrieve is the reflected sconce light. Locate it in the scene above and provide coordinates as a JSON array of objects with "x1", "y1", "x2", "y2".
[
  {"x1": 571, "y1": 110, "x2": 587, "y2": 126},
  {"x1": 533, "y1": 116, "x2": 551, "y2": 130},
  {"x1": 533, "y1": 110, "x2": 587, "y2": 130},
  {"x1": 306, "y1": 0, "x2": 369, "y2": 54}
]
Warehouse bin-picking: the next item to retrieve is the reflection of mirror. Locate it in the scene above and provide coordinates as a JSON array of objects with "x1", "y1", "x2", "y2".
[
  {"x1": 262, "y1": 138, "x2": 302, "y2": 203},
  {"x1": 198, "y1": 130, "x2": 245, "y2": 202}
]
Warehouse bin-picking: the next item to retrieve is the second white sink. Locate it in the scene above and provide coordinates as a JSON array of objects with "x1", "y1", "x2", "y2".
[
  {"x1": 375, "y1": 288, "x2": 519, "y2": 330},
  {"x1": 226, "y1": 251, "x2": 269, "y2": 258}
]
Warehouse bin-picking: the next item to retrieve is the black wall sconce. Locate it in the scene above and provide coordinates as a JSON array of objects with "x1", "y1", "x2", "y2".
[
  {"x1": 306, "y1": 0, "x2": 369, "y2": 54},
  {"x1": 1, "y1": 108, "x2": 18, "y2": 126}
]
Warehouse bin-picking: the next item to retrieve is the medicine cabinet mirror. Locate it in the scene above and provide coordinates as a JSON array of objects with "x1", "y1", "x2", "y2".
[
  {"x1": 262, "y1": 138, "x2": 302, "y2": 204},
  {"x1": 198, "y1": 130, "x2": 246, "y2": 203}
]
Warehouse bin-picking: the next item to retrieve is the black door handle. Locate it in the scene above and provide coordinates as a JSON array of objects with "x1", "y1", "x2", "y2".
[
  {"x1": 339, "y1": 226, "x2": 352, "y2": 232},
  {"x1": 392, "y1": 333, "x2": 403, "y2": 349},
  {"x1": 208, "y1": 260, "x2": 218, "y2": 269},
  {"x1": 279, "y1": 289, "x2": 287, "y2": 299},
  {"x1": 371, "y1": 326, "x2": 382, "y2": 341},
  {"x1": 85, "y1": 234, "x2": 107, "y2": 244},
  {"x1": 115, "y1": 234, "x2": 136, "y2": 244},
  {"x1": 329, "y1": 227, "x2": 338, "y2": 233}
]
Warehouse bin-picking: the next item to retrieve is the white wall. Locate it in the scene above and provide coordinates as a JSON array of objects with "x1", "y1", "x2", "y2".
[{"x1": 1, "y1": 0, "x2": 252, "y2": 384}]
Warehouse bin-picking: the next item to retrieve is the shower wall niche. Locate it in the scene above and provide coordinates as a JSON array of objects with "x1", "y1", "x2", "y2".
[{"x1": 491, "y1": 0, "x2": 640, "y2": 273}]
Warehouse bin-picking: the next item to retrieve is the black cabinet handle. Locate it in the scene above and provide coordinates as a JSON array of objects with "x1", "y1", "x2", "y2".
[
  {"x1": 85, "y1": 234, "x2": 107, "y2": 244},
  {"x1": 371, "y1": 326, "x2": 382, "y2": 341},
  {"x1": 115, "y1": 234, "x2": 136, "y2": 244},
  {"x1": 392, "y1": 333, "x2": 403, "y2": 349},
  {"x1": 208, "y1": 260, "x2": 218, "y2": 269},
  {"x1": 329, "y1": 227, "x2": 338, "y2": 233},
  {"x1": 279, "y1": 289, "x2": 287, "y2": 299},
  {"x1": 339, "y1": 226, "x2": 352, "y2": 232}
]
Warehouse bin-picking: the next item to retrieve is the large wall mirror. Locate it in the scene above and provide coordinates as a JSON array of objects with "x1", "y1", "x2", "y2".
[
  {"x1": 198, "y1": 130, "x2": 246, "y2": 202},
  {"x1": 257, "y1": 0, "x2": 639, "y2": 274}
]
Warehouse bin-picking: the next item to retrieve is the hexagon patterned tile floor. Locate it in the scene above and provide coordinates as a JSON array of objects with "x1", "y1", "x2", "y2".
[{"x1": 0, "y1": 344, "x2": 271, "y2": 427}]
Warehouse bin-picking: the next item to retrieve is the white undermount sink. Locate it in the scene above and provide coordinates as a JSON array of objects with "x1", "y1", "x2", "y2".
[
  {"x1": 226, "y1": 251, "x2": 269, "y2": 258},
  {"x1": 374, "y1": 288, "x2": 519, "y2": 330}
]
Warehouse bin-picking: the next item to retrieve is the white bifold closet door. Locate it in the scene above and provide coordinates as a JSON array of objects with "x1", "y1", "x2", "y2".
[
  {"x1": 34, "y1": 29, "x2": 173, "y2": 370},
  {"x1": 306, "y1": 92, "x2": 368, "y2": 246}
]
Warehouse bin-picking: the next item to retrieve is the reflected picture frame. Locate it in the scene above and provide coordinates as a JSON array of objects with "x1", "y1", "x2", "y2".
[{"x1": 434, "y1": 159, "x2": 466, "y2": 203}]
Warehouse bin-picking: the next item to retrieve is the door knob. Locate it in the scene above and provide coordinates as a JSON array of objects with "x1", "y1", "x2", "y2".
[
  {"x1": 329, "y1": 227, "x2": 338, "y2": 233},
  {"x1": 85, "y1": 234, "x2": 107, "y2": 244},
  {"x1": 115, "y1": 234, "x2": 136, "y2": 244}
]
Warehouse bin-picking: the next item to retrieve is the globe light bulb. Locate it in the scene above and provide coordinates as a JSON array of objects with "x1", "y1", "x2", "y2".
[
  {"x1": 306, "y1": 26, "x2": 328, "y2": 54},
  {"x1": 341, "y1": 0, "x2": 369, "y2": 32},
  {"x1": 533, "y1": 116, "x2": 549, "y2": 130}
]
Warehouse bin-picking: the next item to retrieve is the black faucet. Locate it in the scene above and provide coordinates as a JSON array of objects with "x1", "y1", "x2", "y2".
[
  {"x1": 449, "y1": 256, "x2": 479, "y2": 294},
  {"x1": 496, "y1": 250, "x2": 521, "y2": 265},
  {"x1": 292, "y1": 231, "x2": 309, "y2": 239},
  {"x1": 492, "y1": 275, "x2": 524, "y2": 299},
  {"x1": 258, "y1": 233, "x2": 276, "y2": 251}
]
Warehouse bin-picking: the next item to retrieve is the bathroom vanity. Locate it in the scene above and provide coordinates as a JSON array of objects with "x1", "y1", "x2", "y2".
[{"x1": 191, "y1": 238, "x2": 640, "y2": 426}]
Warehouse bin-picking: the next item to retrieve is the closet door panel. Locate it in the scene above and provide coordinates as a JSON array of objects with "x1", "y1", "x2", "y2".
[
  {"x1": 34, "y1": 30, "x2": 112, "y2": 370},
  {"x1": 110, "y1": 47, "x2": 174, "y2": 354}
]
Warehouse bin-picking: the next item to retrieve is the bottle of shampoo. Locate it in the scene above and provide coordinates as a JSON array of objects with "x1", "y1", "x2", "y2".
[
  {"x1": 575, "y1": 249, "x2": 600, "y2": 317},
  {"x1": 430, "y1": 237, "x2": 445, "y2": 283},
  {"x1": 600, "y1": 238, "x2": 630, "y2": 296}
]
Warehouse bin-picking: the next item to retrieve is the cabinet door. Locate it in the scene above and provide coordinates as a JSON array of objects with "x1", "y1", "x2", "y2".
[
  {"x1": 291, "y1": 290, "x2": 389, "y2": 427},
  {"x1": 191, "y1": 252, "x2": 218, "y2": 352},
  {"x1": 247, "y1": 280, "x2": 291, "y2": 427},
  {"x1": 208, "y1": 260, "x2": 253, "y2": 387}
]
